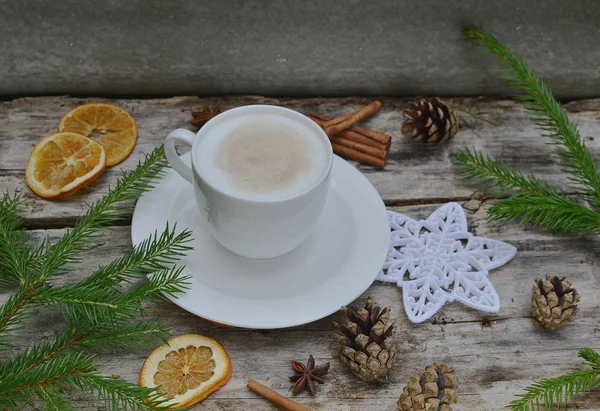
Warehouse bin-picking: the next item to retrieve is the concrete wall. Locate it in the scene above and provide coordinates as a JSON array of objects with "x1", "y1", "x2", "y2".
[{"x1": 1, "y1": 0, "x2": 599, "y2": 98}]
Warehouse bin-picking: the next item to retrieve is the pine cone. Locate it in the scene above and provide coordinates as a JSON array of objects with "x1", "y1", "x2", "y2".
[
  {"x1": 401, "y1": 98, "x2": 458, "y2": 143},
  {"x1": 398, "y1": 362, "x2": 458, "y2": 411},
  {"x1": 532, "y1": 275, "x2": 580, "y2": 330},
  {"x1": 332, "y1": 296, "x2": 397, "y2": 382}
]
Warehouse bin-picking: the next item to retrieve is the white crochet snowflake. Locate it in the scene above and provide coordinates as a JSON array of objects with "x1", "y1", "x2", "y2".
[{"x1": 377, "y1": 202, "x2": 517, "y2": 323}]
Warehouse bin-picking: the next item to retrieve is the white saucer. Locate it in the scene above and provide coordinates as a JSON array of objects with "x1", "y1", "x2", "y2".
[{"x1": 132, "y1": 153, "x2": 389, "y2": 329}]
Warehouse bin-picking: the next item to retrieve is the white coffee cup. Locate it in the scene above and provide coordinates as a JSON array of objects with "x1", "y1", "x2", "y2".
[{"x1": 164, "y1": 105, "x2": 333, "y2": 259}]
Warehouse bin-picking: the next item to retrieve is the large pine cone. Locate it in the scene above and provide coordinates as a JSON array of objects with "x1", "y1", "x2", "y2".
[
  {"x1": 398, "y1": 362, "x2": 458, "y2": 411},
  {"x1": 401, "y1": 98, "x2": 458, "y2": 143},
  {"x1": 333, "y1": 296, "x2": 397, "y2": 382},
  {"x1": 532, "y1": 275, "x2": 580, "y2": 330}
]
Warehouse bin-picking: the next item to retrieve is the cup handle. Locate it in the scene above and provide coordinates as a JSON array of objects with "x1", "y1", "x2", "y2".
[{"x1": 164, "y1": 129, "x2": 198, "y2": 184}]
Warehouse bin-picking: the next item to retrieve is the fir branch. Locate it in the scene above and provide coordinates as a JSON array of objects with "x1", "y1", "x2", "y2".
[
  {"x1": 508, "y1": 369, "x2": 600, "y2": 411},
  {"x1": 78, "y1": 374, "x2": 172, "y2": 411},
  {"x1": 462, "y1": 26, "x2": 600, "y2": 209},
  {"x1": 36, "y1": 385, "x2": 77, "y2": 411},
  {"x1": 0, "y1": 280, "x2": 50, "y2": 344},
  {"x1": 0, "y1": 145, "x2": 194, "y2": 409},
  {"x1": 488, "y1": 193, "x2": 600, "y2": 234},
  {"x1": 455, "y1": 148, "x2": 600, "y2": 232},
  {"x1": 34, "y1": 224, "x2": 191, "y2": 327},
  {"x1": 454, "y1": 148, "x2": 559, "y2": 197},
  {"x1": 37, "y1": 285, "x2": 136, "y2": 327},
  {"x1": 79, "y1": 223, "x2": 192, "y2": 289},
  {"x1": 0, "y1": 146, "x2": 169, "y2": 345},
  {"x1": 78, "y1": 320, "x2": 171, "y2": 351},
  {"x1": 125, "y1": 265, "x2": 191, "y2": 301},
  {"x1": 456, "y1": 26, "x2": 600, "y2": 234},
  {"x1": 36, "y1": 145, "x2": 168, "y2": 280},
  {"x1": 0, "y1": 351, "x2": 170, "y2": 410},
  {"x1": 580, "y1": 347, "x2": 600, "y2": 369},
  {"x1": 0, "y1": 192, "x2": 33, "y2": 284},
  {"x1": 509, "y1": 348, "x2": 600, "y2": 410},
  {"x1": 0, "y1": 351, "x2": 97, "y2": 401},
  {"x1": 0, "y1": 320, "x2": 169, "y2": 379},
  {"x1": 0, "y1": 328, "x2": 80, "y2": 375},
  {"x1": 36, "y1": 265, "x2": 189, "y2": 328}
]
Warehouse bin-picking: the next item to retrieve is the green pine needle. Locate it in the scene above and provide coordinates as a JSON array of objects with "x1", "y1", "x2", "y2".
[
  {"x1": 78, "y1": 320, "x2": 172, "y2": 351},
  {"x1": 454, "y1": 148, "x2": 559, "y2": 197},
  {"x1": 37, "y1": 145, "x2": 169, "y2": 280},
  {"x1": 78, "y1": 374, "x2": 173, "y2": 411},
  {"x1": 0, "y1": 351, "x2": 97, "y2": 401},
  {"x1": 509, "y1": 369, "x2": 600, "y2": 411},
  {"x1": 0, "y1": 145, "x2": 193, "y2": 409},
  {"x1": 0, "y1": 328, "x2": 80, "y2": 375},
  {"x1": 34, "y1": 226, "x2": 192, "y2": 327},
  {"x1": 80, "y1": 223, "x2": 193, "y2": 289},
  {"x1": 580, "y1": 347, "x2": 600, "y2": 369},
  {"x1": 462, "y1": 26, "x2": 600, "y2": 209},
  {"x1": 455, "y1": 26, "x2": 600, "y2": 234},
  {"x1": 37, "y1": 386, "x2": 78, "y2": 411},
  {"x1": 488, "y1": 193, "x2": 600, "y2": 234},
  {"x1": 0, "y1": 192, "x2": 34, "y2": 284},
  {"x1": 459, "y1": 26, "x2": 600, "y2": 409},
  {"x1": 0, "y1": 280, "x2": 51, "y2": 344},
  {"x1": 508, "y1": 348, "x2": 600, "y2": 410}
]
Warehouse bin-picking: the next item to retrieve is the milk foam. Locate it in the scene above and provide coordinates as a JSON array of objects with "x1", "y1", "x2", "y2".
[{"x1": 196, "y1": 113, "x2": 329, "y2": 200}]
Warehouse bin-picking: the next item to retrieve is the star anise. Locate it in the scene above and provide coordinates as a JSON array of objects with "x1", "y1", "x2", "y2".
[
  {"x1": 191, "y1": 103, "x2": 221, "y2": 128},
  {"x1": 289, "y1": 354, "x2": 330, "y2": 396}
]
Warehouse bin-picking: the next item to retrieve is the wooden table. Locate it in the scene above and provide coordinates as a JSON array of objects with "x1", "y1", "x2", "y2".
[{"x1": 2, "y1": 96, "x2": 600, "y2": 410}]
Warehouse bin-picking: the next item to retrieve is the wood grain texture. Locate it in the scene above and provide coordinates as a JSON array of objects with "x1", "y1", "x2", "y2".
[
  {"x1": 1, "y1": 97, "x2": 600, "y2": 410},
  {"x1": 3, "y1": 96, "x2": 600, "y2": 224}
]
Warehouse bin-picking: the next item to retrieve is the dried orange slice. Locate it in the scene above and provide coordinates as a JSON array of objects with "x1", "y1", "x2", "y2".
[
  {"x1": 25, "y1": 132, "x2": 106, "y2": 199},
  {"x1": 139, "y1": 334, "x2": 232, "y2": 408},
  {"x1": 58, "y1": 103, "x2": 138, "y2": 166}
]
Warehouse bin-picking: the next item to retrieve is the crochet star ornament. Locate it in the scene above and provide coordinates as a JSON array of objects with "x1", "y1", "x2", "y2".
[{"x1": 377, "y1": 202, "x2": 516, "y2": 323}]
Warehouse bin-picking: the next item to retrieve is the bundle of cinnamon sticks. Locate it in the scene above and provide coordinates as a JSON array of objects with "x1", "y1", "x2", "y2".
[{"x1": 308, "y1": 101, "x2": 391, "y2": 168}]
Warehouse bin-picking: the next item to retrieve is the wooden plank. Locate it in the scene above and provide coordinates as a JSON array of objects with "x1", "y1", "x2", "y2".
[
  {"x1": 3, "y1": 96, "x2": 600, "y2": 225},
  {"x1": 2, "y1": 202, "x2": 599, "y2": 410}
]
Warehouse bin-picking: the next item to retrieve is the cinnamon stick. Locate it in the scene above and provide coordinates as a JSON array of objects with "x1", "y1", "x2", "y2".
[
  {"x1": 247, "y1": 380, "x2": 311, "y2": 411},
  {"x1": 329, "y1": 136, "x2": 387, "y2": 159},
  {"x1": 321, "y1": 111, "x2": 354, "y2": 128},
  {"x1": 309, "y1": 113, "x2": 392, "y2": 149},
  {"x1": 324, "y1": 101, "x2": 382, "y2": 136},
  {"x1": 308, "y1": 114, "x2": 386, "y2": 149},
  {"x1": 349, "y1": 124, "x2": 392, "y2": 149},
  {"x1": 331, "y1": 143, "x2": 386, "y2": 168}
]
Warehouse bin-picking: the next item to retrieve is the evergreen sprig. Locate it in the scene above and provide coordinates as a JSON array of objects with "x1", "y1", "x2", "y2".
[
  {"x1": 458, "y1": 26, "x2": 600, "y2": 410},
  {"x1": 455, "y1": 26, "x2": 600, "y2": 234},
  {"x1": 0, "y1": 193, "x2": 32, "y2": 284},
  {"x1": 0, "y1": 145, "x2": 193, "y2": 410},
  {"x1": 508, "y1": 348, "x2": 600, "y2": 410}
]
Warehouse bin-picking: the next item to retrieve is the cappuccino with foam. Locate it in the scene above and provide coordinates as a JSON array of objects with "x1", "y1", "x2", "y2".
[{"x1": 197, "y1": 114, "x2": 330, "y2": 200}]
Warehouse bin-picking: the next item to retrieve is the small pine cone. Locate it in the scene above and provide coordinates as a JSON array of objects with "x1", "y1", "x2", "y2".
[
  {"x1": 398, "y1": 362, "x2": 458, "y2": 411},
  {"x1": 401, "y1": 98, "x2": 458, "y2": 143},
  {"x1": 532, "y1": 275, "x2": 580, "y2": 330},
  {"x1": 333, "y1": 296, "x2": 397, "y2": 382}
]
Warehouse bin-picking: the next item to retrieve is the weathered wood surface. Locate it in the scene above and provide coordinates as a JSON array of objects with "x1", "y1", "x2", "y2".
[
  {"x1": 3, "y1": 96, "x2": 600, "y2": 226},
  {"x1": 1, "y1": 96, "x2": 600, "y2": 410}
]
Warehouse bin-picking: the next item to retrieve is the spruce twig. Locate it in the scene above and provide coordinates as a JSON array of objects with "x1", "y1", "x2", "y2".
[
  {"x1": 0, "y1": 193, "x2": 33, "y2": 284},
  {"x1": 455, "y1": 148, "x2": 600, "y2": 233},
  {"x1": 455, "y1": 26, "x2": 600, "y2": 234},
  {"x1": 462, "y1": 25, "x2": 600, "y2": 210},
  {"x1": 37, "y1": 145, "x2": 169, "y2": 279},
  {"x1": 0, "y1": 146, "x2": 171, "y2": 338},
  {"x1": 508, "y1": 348, "x2": 600, "y2": 411},
  {"x1": 0, "y1": 145, "x2": 191, "y2": 410},
  {"x1": 459, "y1": 27, "x2": 600, "y2": 410}
]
